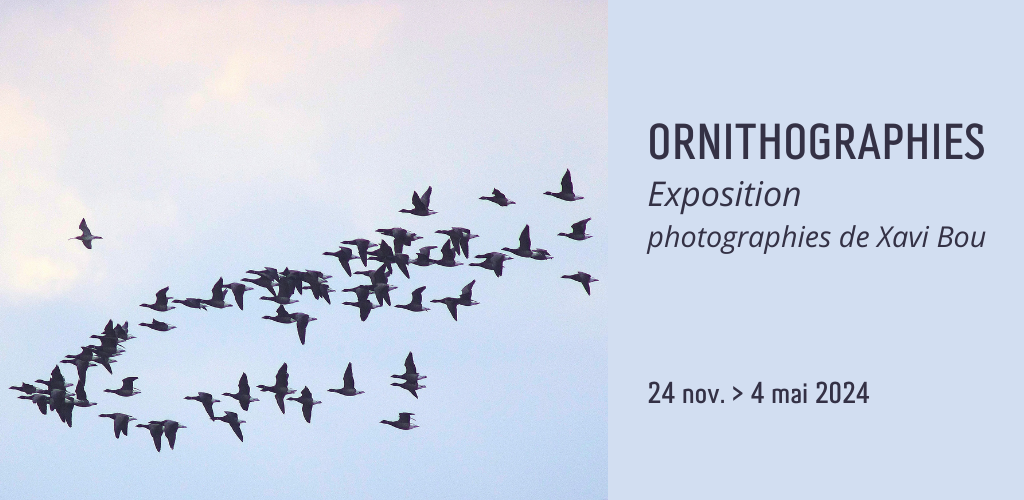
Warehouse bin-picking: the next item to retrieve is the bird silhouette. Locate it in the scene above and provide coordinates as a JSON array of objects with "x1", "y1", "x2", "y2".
[
  {"x1": 327, "y1": 363, "x2": 364, "y2": 396},
  {"x1": 69, "y1": 218, "x2": 103, "y2": 249},
  {"x1": 222, "y1": 373, "x2": 260, "y2": 411},
  {"x1": 558, "y1": 218, "x2": 592, "y2": 241},
  {"x1": 544, "y1": 169, "x2": 584, "y2": 201},
  {"x1": 286, "y1": 386, "x2": 322, "y2": 423},
  {"x1": 480, "y1": 188, "x2": 515, "y2": 206},
  {"x1": 561, "y1": 271, "x2": 598, "y2": 295},
  {"x1": 380, "y1": 412, "x2": 418, "y2": 430},
  {"x1": 140, "y1": 287, "x2": 175, "y2": 312},
  {"x1": 399, "y1": 186, "x2": 436, "y2": 216},
  {"x1": 184, "y1": 392, "x2": 220, "y2": 419},
  {"x1": 256, "y1": 363, "x2": 295, "y2": 414}
]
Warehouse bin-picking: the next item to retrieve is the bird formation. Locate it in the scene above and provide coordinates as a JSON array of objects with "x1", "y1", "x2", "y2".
[{"x1": 16, "y1": 170, "x2": 597, "y2": 450}]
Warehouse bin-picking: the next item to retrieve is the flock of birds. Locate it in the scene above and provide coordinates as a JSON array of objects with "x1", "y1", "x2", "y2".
[{"x1": 14, "y1": 169, "x2": 597, "y2": 451}]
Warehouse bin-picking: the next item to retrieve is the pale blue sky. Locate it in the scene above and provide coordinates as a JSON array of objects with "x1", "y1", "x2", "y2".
[{"x1": 0, "y1": 2, "x2": 607, "y2": 498}]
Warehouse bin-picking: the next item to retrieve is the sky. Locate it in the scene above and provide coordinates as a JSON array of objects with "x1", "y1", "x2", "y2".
[{"x1": 0, "y1": 2, "x2": 607, "y2": 498}]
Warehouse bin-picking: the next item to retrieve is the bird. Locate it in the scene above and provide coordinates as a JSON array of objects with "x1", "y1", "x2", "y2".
[
  {"x1": 256, "y1": 363, "x2": 295, "y2": 414},
  {"x1": 323, "y1": 246, "x2": 356, "y2": 277},
  {"x1": 380, "y1": 412, "x2": 418, "y2": 430},
  {"x1": 558, "y1": 218, "x2": 592, "y2": 241},
  {"x1": 411, "y1": 246, "x2": 436, "y2": 267},
  {"x1": 212, "y1": 411, "x2": 245, "y2": 442},
  {"x1": 222, "y1": 373, "x2": 259, "y2": 411},
  {"x1": 137, "y1": 422, "x2": 165, "y2": 452},
  {"x1": 395, "y1": 286, "x2": 430, "y2": 312},
  {"x1": 502, "y1": 224, "x2": 536, "y2": 257},
  {"x1": 104, "y1": 377, "x2": 140, "y2": 397},
  {"x1": 480, "y1": 188, "x2": 515, "y2": 206},
  {"x1": 140, "y1": 287, "x2": 175, "y2": 312},
  {"x1": 59, "y1": 358, "x2": 97, "y2": 388},
  {"x1": 139, "y1": 319, "x2": 176, "y2": 332},
  {"x1": 99, "y1": 413, "x2": 137, "y2": 438},
  {"x1": 457, "y1": 280, "x2": 479, "y2": 307},
  {"x1": 160, "y1": 420, "x2": 187, "y2": 450},
  {"x1": 432, "y1": 240, "x2": 462, "y2": 267},
  {"x1": 327, "y1": 363, "x2": 364, "y2": 396},
  {"x1": 262, "y1": 305, "x2": 296, "y2": 324},
  {"x1": 391, "y1": 352, "x2": 426, "y2": 382},
  {"x1": 469, "y1": 252, "x2": 513, "y2": 277},
  {"x1": 259, "y1": 278, "x2": 298, "y2": 305},
  {"x1": 9, "y1": 383, "x2": 41, "y2": 395},
  {"x1": 184, "y1": 392, "x2": 220, "y2": 419},
  {"x1": 429, "y1": 296, "x2": 461, "y2": 320},
  {"x1": 70, "y1": 218, "x2": 103, "y2": 249},
  {"x1": 370, "y1": 282, "x2": 396, "y2": 307},
  {"x1": 530, "y1": 249, "x2": 553, "y2": 260},
  {"x1": 171, "y1": 297, "x2": 208, "y2": 310},
  {"x1": 399, "y1": 186, "x2": 436, "y2": 216},
  {"x1": 240, "y1": 275, "x2": 276, "y2": 296},
  {"x1": 36, "y1": 365, "x2": 68, "y2": 391},
  {"x1": 561, "y1": 271, "x2": 598, "y2": 295},
  {"x1": 391, "y1": 378, "x2": 425, "y2": 399},
  {"x1": 286, "y1": 387, "x2": 322, "y2": 423},
  {"x1": 19, "y1": 394, "x2": 49, "y2": 415},
  {"x1": 342, "y1": 295, "x2": 380, "y2": 321},
  {"x1": 376, "y1": 227, "x2": 422, "y2": 254},
  {"x1": 544, "y1": 169, "x2": 584, "y2": 201},
  {"x1": 290, "y1": 312, "x2": 317, "y2": 345},
  {"x1": 222, "y1": 282, "x2": 254, "y2": 310},
  {"x1": 341, "y1": 239, "x2": 378, "y2": 267}
]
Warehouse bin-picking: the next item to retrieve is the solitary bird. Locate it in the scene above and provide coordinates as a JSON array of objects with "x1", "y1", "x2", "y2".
[
  {"x1": 137, "y1": 421, "x2": 165, "y2": 452},
  {"x1": 469, "y1": 252, "x2": 513, "y2": 277},
  {"x1": 323, "y1": 246, "x2": 357, "y2": 277},
  {"x1": 287, "y1": 386, "x2": 322, "y2": 423},
  {"x1": 503, "y1": 225, "x2": 536, "y2": 258},
  {"x1": 380, "y1": 412, "x2": 418, "y2": 430},
  {"x1": 395, "y1": 286, "x2": 430, "y2": 312},
  {"x1": 184, "y1": 392, "x2": 220, "y2": 419},
  {"x1": 480, "y1": 188, "x2": 515, "y2": 206},
  {"x1": 99, "y1": 413, "x2": 136, "y2": 438},
  {"x1": 327, "y1": 363, "x2": 364, "y2": 397},
  {"x1": 171, "y1": 297, "x2": 208, "y2": 310},
  {"x1": 222, "y1": 373, "x2": 259, "y2": 411},
  {"x1": 561, "y1": 271, "x2": 599, "y2": 295},
  {"x1": 70, "y1": 218, "x2": 102, "y2": 249},
  {"x1": 290, "y1": 312, "x2": 317, "y2": 345},
  {"x1": 558, "y1": 218, "x2": 593, "y2": 241},
  {"x1": 212, "y1": 411, "x2": 245, "y2": 442},
  {"x1": 399, "y1": 186, "x2": 436, "y2": 216},
  {"x1": 222, "y1": 282, "x2": 254, "y2": 310},
  {"x1": 104, "y1": 377, "x2": 140, "y2": 397},
  {"x1": 140, "y1": 287, "x2": 175, "y2": 312},
  {"x1": 391, "y1": 352, "x2": 426, "y2": 382},
  {"x1": 341, "y1": 239, "x2": 378, "y2": 267},
  {"x1": 256, "y1": 363, "x2": 296, "y2": 414},
  {"x1": 160, "y1": 420, "x2": 187, "y2": 450},
  {"x1": 139, "y1": 319, "x2": 176, "y2": 332},
  {"x1": 544, "y1": 169, "x2": 584, "y2": 201}
]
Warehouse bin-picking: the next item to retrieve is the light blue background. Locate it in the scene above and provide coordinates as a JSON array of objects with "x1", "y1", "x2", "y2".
[{"x1": 610, "y1": 1, "x2": 1022, "y2": 498}]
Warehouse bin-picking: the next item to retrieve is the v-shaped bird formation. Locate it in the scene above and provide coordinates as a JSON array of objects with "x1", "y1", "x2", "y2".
[{"x1": 15, "y1": 170, "x2": 597, "y2": 451}]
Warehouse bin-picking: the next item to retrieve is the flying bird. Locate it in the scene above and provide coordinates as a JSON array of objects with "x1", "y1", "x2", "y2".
[
  {"x1": 171, "y1": 297, "x2": 208, "y2": 310},
  {"x1": 341, "y1": 239, "x2": 378, "y2": 267},
  {"x1": 399, "y1": 186, "x2": 436, "y2": 216},
  {"x1": 503, "y1": 225, "x2": 536, "y2": 257},
  {"x1": 70, "y1": 218, "x2": 103, "y2": 249},
  {"x1": 327, "y1": 363, "x2": 364, "y2": 396},
  {"x1": 380, "y1": 412, "x2": 418, "y2": 430},
  {"x1": 262, "y1": 305, "x2": 296, "y2": 325},
  {"x1": 140, "y1": 287, "x2": 175, "y2": 312},
  {"x1": 184, "y1": 392, "x2": 220, "y2": 419},
  {"x1": 160, "y1": 420, "x2": 187, "y2": 450},
  {"x1": 290, "y1": 312, "x2": 317, "y2": 345},
  {"x1": 256, "y1": 363, "x2": 295, "y2": 414},
  {"x1": 558, "y1": 218, "x2": 593, "y2": 241},
  {"x1": 99, "y1": 413, "x2": 137, "y2": 439},
  {"x1": 222, "y1": 282, "x2": 254, "y2": 310},
  {"x1": 469, "y1": 252, "x2": 513, "y2": 277},
  {"x1": 544, "y1": 169, "x2": 584, "y2": 201},
  {"x1": 286, "y1": 387, "x2": 322, "y2": 423},
  {"x1": 104, "y1": 377, "x2": 140, "y2": 397},
  {"x1": 137, "y1": 421, "x2": 165, "y2": 452},
  {"x1": 392, "y1": 352, "x2": 426, "y2": 382},
  {"x1": 480, "y1": 188, "x2": 515, "y2": 206},
  {"x1": 561, "y1": 271, "x2": 598, "y2": 295},
  {"x1": 212, "y1": 411, "x2": 245, "y2": 442},
  {"x1": 323, "y1": 246, "x2": 357, "y2": 277},
  {"x1": 395, "y1": 286, "x2": 430, "y2": 312},
  {"x1": 139, "y1": 319, "x2": 176, "y2": 332},
  {"x1": 222, "y1": 373, "x2": 260, "y2": 411}
]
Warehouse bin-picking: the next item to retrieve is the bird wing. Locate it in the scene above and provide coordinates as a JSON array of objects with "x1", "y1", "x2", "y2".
[
  {"x1": 343, "y1": 363, "x2": 355, "y2": 389},
  {"x1": 238, "y1": 373, "x2": 250, "y2": 396},
  {"x1": 296, "y1": 315, "x2": 308, "y2": 345},
  {"x1": 519, "y1": 225, "x2": 531, "y2": 250},
  {"x1": 164, "y1": 424, "x2": 178, "y2": 449},
  {"x1": 440, "y1": 240, "x2": 454, "y2": 260},
  {"x1": 359, "y1": 303, "x2": 371, "y2": 321},
  {"x1": 122, "y1": 377, "x2": 138, "y2": 391},
  {"x1": 202, "y1": 399, "x2": 215, "y2": 418},
  {"x1": 150, "y1": 425, "x2": 163, "y2": 451},
  {"x1": 417, "y1": 246, "x2": 435, "y2": 258},
  {"x1": 275, "y1": 393, "x2": 286, "y2": 413},
  {"x1": 230, "y1": 285, "x2": 245, "y2": 310},
  {"x1": 420, "y1": 186, "x2": 432, "y2": 208},
  {"x1": 405, "y1": 352, "x2": 417, "y2": 374},
  {"x1": 302, "y1": 403, "x2": 312, "y2": 423},
  {"x1": 301, "y1": 386, "x2": 312, "y2": 398},
  {"x1": 211, "y1": 277, "x2": 225, "y2": 300},
  {"x1": 75, "y1": 379, "x2": 87, "y2": 401},
  {"x1": 492, "y1": 188, "x2": 503, "y2": 197},
  {"x1": 275, "y1": 304, "x2": 289, "y2": 318},
  {"x1": 156, "y1": 286, "x2": 170, "y2": 305},
  {"x1": 51, "y1": 365, "x2": 65, "y2": 387},
  {"x1": 411, "y1": 286, "x2": 425, "y2": 305},
  {"x1": 411, "y1": 190, "x2": 423, "y2": 210},
  {"x1": 230, "y1": 421, "x2": 244, "y2": 441},
  {"x1": 276, "y1": 363, "x2": 289, "y2": 387},
  {"x1": 398, "y1": 413, "x2": 413, "y2": 425},
  {"x1": 571, "y1": 218, "x2": 591, "y2": 234},
  {"x1": 79, "y1": 219, "x2": 92, "y2": 237},
  {"x1": 460, "y1": 280, "x2": 476, "y2": 301},
  {"x1": 560, "y1": 169, "x2": 573, "y2": 193},
  {"x1": 446, "y1": 300, "x2": 458, "y2": 320},
  {"x1": 583, "y1": 280, "x2": 592, "y2": 295}
]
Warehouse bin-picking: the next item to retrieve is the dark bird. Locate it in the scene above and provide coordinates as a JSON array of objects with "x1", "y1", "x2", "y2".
[
  {"x1": 184, "y1": 392, "x2": 220, "y2": 419},
  {"x1": 139, "y1": 319, "x2": 176, "y2": 332},
  {"x1": 544, "y1": 169, "x2": 584, "y2": 201},
  {"x1": 256, "y1": 363, "x2": 295, "y2": 414},
  {"x1": 399, "y1": 186, "x2": 436, "y2": 216},
  {"x1": 59, "y1": 358, "x2": 97, "y2": 388},
  {"x1": 19, "y1": 394, "x2": 49, "y2": 415},
  {"x1": 437, "y1": 227, "x2": 478, "y2": 256},
  {"x1": 561, "y1": 271, "x2": 598, "y2": 295},
  {"x1": 9, "y1": 383, "x2": 41, "y2": 395},
  {"x1": 480, "y1": 188, "x2": 515, "y2": 206},
  {"x1": 376, "y1": 227, "x2": 422, "y2": 254},
  {"x1": 290, "y1": 312, "x2": 317, "y2": 345},
  {"x1": 171, "y1": 297, "x2": 208, "y2": 310},
  {"x1": 137, "y1": 422, "x2": 165, "y2": 452},
  {"x1": 70, "y1": 218, "x2": 102, "y2": 249},
  {"x1": 323, "y1": 246, "x2": 357, "y2": 277},
  {"x1": 411, "y1": 245, "x2": 436, "y2": 267},
  {"x1": 380, "y1": 412, "x2": 418, "y2": 430},
  {"x1": 140, "y1": 286, "x2": 175, "y2": 312},
  {"x1": 74, "y1": 378, "x2": 90, "y2": 403},
  {"x1": 287, "y1": 386, "x2": 322, "y2": 423},
  {"x1": 262, "y1": 305, "x2": 296, "y2": 324},
  {"x1": 392, "y1": 352, "x2": 426, "y2": 382},
  {"x1": 432, "y1": 240, "x2": 462, "y2": 267},
  {"x1": 503, "y1": 224, "x2": 536, "y2": 258},
  {"x1": 259, "y1": 277, "x2": 298, "y2": 305},
  {"x1": 104, "y1": 377, "x2": 140, "y2": 397},
  {"x1": 470, "y1": 252, "x2": 513, "y2": 277},
  {"x1": 457, "y1": 280, "x2": 479, "y2": 307},
  {"x1": 36, "y1": 365, "x2": 68, "y2": 392},
  {"x1": 327, "y1": 362, "x2": 364, "y2": 396},
  {"x1": 212, "y1": 411, "x2": 245, "y2": 441},
  {"x1": 342, "y1": 295, "x2": 380, "y2": 321},
  {"x1": 240, "y1": 275, "x2": 276, "y2": 296},
  {"x1": 530, "y1": 249, "x2": 553, "y2": 260},
  {"x1": 161, "y1": 420, "x2": 186, "y2": 450},
  {"x1": 391, "y1": 378, "x2": 425, "y2": 398},
  {"x1": 222, "y1": 282, "x2": 254, "y2": 310},
  {"x1": 371, "y1": 282, "x2": 396, "y2": 307},
  {"x1": 99, "y1": 413, "x2": 137, "y2": 438},
  {"x1": 429, "y1": 296, "x2": 461, "y2": 320},
  {"x1": 222, "y1": 373, "x2": 259, "y2": 411},
  {"x1": 395, "y1": 286, "x2": 430, "y2": 312},
  {"x1": 341, "y1": 238, "x2": 378, "y2": 267},
  {"x1": 558, "y1": 218, "x2": 593, "y2": 241}
]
